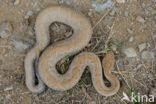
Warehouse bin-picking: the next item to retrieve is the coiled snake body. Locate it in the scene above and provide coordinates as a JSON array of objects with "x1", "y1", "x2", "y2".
[{"x1": 24, "y1": 6, "x2": 120, "y2": 96}]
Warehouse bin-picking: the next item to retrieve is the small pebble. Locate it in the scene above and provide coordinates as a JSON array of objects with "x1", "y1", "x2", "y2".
[
  {"x1": 141, "y1": 51, "x2": 155, "y2": 60},
  {"x1": 136, "y1": 16, "x2": 145, "y2": 23},
  {"x1": 124, "y1": 11, "x2": 129, "y2": 17},
  {"x1": 147, "y1": 43, "x2": 151, "y2": 48},
  {"x1": 110, "y1": 45, "x2": 117, "y2": 52},
  {"x1": 0, "y1": 21, "x2": 13, "y2": 39},
  {"x1": 10, "y1": 38, "x2": 32, "y2": 53},
  {"x1": 91, "y1": 0, "x2": 113, "y2": 12},
  {"x1": 24, "y1": 11, "x2": 33, "y2": 19},
  {"x1": 116, "y1": 0, "x2": 125, "y2": 3},
  {"x1": 88, "y1": 9, "x2": 93, "y2": 16},
  {"x1": 142, "y1": 51, "x2": 154, "y2": 59},
  {"x1": 142, "y1": 3, "x2": 146, "y2": 8},
  {"x1": 14, "y1": 0, "x2": 20, "y2": 5},
  {"x1": 122, "y1": 48, "x2": 137, "y2": 58},
  {"x1": 129, "y1": 36, "x2": 134, "y2": 42},
  {"x1": 127, "y1": 28, "x2": 133, "y2": 34},
  {"x1": 138, "y1": 43, "x2": 147, "y2": 52}
]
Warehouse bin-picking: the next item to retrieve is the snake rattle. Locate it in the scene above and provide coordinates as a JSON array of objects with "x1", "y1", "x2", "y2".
[{"x1": 24, "y1": 6, "x2": 120, "y2": 96}]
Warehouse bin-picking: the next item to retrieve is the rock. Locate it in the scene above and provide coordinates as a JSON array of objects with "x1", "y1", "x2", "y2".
[
  {"x1": 59, "y1": 0, "x2": 91, "y2": 12},
  {"x1": 122, "y1": 48, "x2": 137, "y2": 58},
  {"x1": 110, "y1": 44, "x2": 117, "y2": 52},
  {"x1": 10, "y1": 38, "x2": 32, "y2": 53},
  {"x1": 14, "y1": 0, "x2": 20, "y2": 5},
  {"x1": 116, "y1": 0, "x2": 125, "y2": 3},
  {"x1": 142, "y1": 3, "x2": 145, "y2": 8},
  {"x1": 24, "y1": 11, "x2": 33, "y2": 19},
  {"x1": 0, "y1": 21, "x2": 13, "y2": 39},
  {"x1": 88, "y1": 9, "x2": 93, "y2": 16},
  {"x1": 141, "y1": 51, "x2": 154, "y2": 60},
  {"x1": 129, "y1": 36, "x2": 134, "y2": 42},
  {"x1": 124, "y1": 11, "x2": 129, "y2": 17},
  {"x1": 91, "y1": 0, "x2": 113, "y2": 12},
  {"x1": 136, "y1": 16, "x2": 145, "y2": 23},
  {"x1": 138, "y1": 43, "x2": 147, "y2": 52},
  {"x1": 127, "y1": 28, "x2": 133, "y2": 34}
]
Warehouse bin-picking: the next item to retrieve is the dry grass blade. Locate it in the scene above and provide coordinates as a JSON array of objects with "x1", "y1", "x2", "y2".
[
  {"x1": 116, "y1": 60, "x2": 131, "y2": 89},
  {"x1": 93, "y1": 5, "x2": 114, "y2": 29}
]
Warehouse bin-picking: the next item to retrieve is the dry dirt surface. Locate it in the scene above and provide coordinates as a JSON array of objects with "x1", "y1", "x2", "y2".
[{"x1": 0, "y1": 0, "x2": 156, "y2": 104}]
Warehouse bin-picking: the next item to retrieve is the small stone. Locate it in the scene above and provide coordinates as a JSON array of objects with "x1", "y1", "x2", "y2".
[
  {"x1": 24, "y1": 11, "x2": 33, "y2": 19},
  {"x1": 110, "y1": 45, "x2": 117, "y2": 52},
  {"x1": 88, "y1": 9, "x2": 93, "y2": 16},
  {"x1": 127, "y1": 28, "x2": 133, "y2": 34},
  {"x1": 142, "y1": 3, "x2": 146, "y2": 8},
  {"x1": 91, "y1": 0, "x2": 113, "y2": 12},
  {"x1": 141, "y1": 51, "x2": 155, "y2": 60},
  {"x1": 136, "y1": 16, "x2": 145, "y2": 23},
  {"x1": 10, "y1": 38, "x2": 32, "y2": 53},
  {"x1": 124, "y1": 11, "x2": 129, "y2": 17},
  {"x1": 14, "y1": 0, "x2": 20, "y2": 5},
  {"x1": 138, "y1": 43, "x2": 147, "y2": 52},
  {"x1": 4, "y1": 86, "x2": 13, "y2": 91},
  {"x1": 129, "y1": 36, "x2": 134, "y2": 42},
  {"x1": 27, "y1": 11, "x2": 33, "y2": 16},
  {"x1": 0, "y1": 21, "x2": 13, "y2": 39},
  {"x1": 122, "y1": 48, "x2": 137, "y2": 58},
  {"x1": 116, "y1": 0, "x2": 125, "y2": 3},
  {"x1": 147, "y1": 43, "x2": 151, "y2": 48}
]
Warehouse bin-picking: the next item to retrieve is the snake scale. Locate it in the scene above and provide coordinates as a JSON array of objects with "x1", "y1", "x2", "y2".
[{"x1": 24, "y1": 5, "x2": 120, "y2": 96}]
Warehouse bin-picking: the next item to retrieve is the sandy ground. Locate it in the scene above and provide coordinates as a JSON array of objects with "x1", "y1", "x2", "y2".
[{"x1": 0, "y1": 0, "x2": 156, "y2": 104}]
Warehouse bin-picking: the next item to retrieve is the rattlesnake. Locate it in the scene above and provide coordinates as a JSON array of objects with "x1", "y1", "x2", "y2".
[{"x1": 24, "y1": 5, "x2": 120, "y2": 96}]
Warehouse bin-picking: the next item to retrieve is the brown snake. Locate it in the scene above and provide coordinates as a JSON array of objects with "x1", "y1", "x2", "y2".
[{"x1": 24, "y1": 5, "x2": 120, "y2": 96}]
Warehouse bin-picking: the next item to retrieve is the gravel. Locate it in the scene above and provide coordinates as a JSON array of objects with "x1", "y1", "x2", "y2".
[
  {"x1": 141, "y1": 51, "x2": 155, "y2": 60},
  {"x1": 116, "y1": 0, "x2": 125, "y2": 3},
  {"x1": 122, "y1": 48, "x2": 137, "y2": 58},
  {"x1": 91, "y1": 0, "x2": 113, "y2": 12},
  {"x1": 14, "y1": 0, "x2": 20, "y2": 5},
  {"x1": 136, "y1": 16, "x2": 145, "y2": 23},
  {"x1": 128, "y1": 36, "x2": 134, "y2": 42},
  {"x1": 24, "y1": 11, "x2": 34, "y2": 19},
  {"x1": 127, "y1": 28, "x2": 133, "y2": 34},
  {"x1": 138, "y1": 43, "x2": 147, "y2": 52},
  {"x1": 10, "y1": 38, "x2": 32, "y2": 53},
  {"x1": 0, "y1": 21, "x2": 13, "y2": 39}
]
